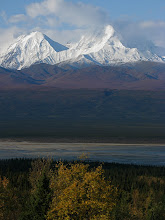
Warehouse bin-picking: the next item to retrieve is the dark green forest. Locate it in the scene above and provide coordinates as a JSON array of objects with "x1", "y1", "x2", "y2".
[{"x1": 0, "y1": 158, "x2": 165, "y2": 219}]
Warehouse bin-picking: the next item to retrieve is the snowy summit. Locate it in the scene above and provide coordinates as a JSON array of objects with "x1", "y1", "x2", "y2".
[{"x1": 0, "y1": 25, "x2": 164, "y2": 70}]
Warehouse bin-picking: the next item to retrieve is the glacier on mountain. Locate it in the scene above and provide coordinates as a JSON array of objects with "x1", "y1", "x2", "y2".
[{"x1": 0, "y1": 25, "x2": 164, "y2": 70}]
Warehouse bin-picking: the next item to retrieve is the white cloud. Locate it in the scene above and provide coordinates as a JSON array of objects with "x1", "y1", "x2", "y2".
[
  {"x1": 140, "y1": 21, "x2": 165, "y2": 28},
  {"x1": 139, "y1": 21, "x2": 165, "y2": 48},
  {"x1": 114, "y1": 19, "x2": 165, "y2": 49},
  {"x1": 8, "y1": 14, "x2": 27, "y2": 23},
  {"x1": 0, "y1": 27, "x2": 24, "y2": 53},
  {"x1": 0, "y1": 11, "x2": 8, "y2": 24},
  {"x1": 26, "y1": 26, "x2": 89, "y2": 44},
  {"x1": 43, "y1": 28, "x2": 89, "y2": 44},
  {"x1": 26, "y1": 0, "x2": 109, "y2": 28},
  {"x1": 0, "y1": 0, "x2": 165, "y2": 53},
  {"x1": 0, "y1": 0, "x2": 110, "y2": 51}
]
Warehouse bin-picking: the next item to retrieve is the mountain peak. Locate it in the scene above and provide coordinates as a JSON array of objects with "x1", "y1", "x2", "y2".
[
  {"x1": 69, "y1": 25, "x2": 116, "y2": 55},
  {"x1": 15, "y1": 31, "x2": 68, "y2": 52},
  {"x1": 29, "y1": 31, "x2": 43, "y2": 36},
  {"x1": 104, "y1": 25, "x2": 115, "y2": 37},
  {"x1": 0, "y1": 32, "x2": 68, "y2": 69},
  {"x1": 26, "y1": 31, "x2": 45, "y2": 39},
  {"x1": 15, "y1": 31, "x2": 45, "y2": 45},
  {"x1": 0, "y1": 26, "x2": 164, "y2": 70}
]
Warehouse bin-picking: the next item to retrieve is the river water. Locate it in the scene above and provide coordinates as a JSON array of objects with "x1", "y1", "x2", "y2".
[{"x1": 0, "y1": 142, "x2": 165, "y2": 166}]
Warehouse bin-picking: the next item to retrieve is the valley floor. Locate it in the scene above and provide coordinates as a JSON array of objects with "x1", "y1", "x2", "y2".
[{"x1": 0, "y1": 141, "x2": 165, "y2": 166}]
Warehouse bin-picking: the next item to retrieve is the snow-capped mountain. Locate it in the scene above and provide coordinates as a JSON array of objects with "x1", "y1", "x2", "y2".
[
  {"x1": 0, "y1": 32, "x2": 68, "y2": 70},
  {"x1": 0, "y1": 25, "x2": 164, "y2": 70}
]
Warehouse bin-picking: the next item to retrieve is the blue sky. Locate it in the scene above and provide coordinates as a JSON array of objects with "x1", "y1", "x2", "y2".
[
  {"x1": 1, "y1": 0, "x2": 165, "y2": 20},
  {"x1": 0, "y1": 0, "x2": 165, "y2": 51}
]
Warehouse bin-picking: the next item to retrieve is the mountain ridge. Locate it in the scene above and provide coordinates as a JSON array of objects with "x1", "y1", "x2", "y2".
[{"x1": 0, "y1": 25, "x2": 164, "y2": 70}]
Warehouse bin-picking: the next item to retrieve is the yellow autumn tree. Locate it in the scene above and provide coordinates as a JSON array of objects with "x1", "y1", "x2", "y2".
[
  {"x1": 0, "y1": 176, "x2": 20, "y2": 220},
  {"x1": 47, "y1": 162, "x2": 118, "y2": 220},
  {"x1": 0, "y1": 176, "x2": 9, "y2": 219}
]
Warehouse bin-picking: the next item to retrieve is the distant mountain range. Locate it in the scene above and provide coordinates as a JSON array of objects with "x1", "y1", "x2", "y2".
[
  {"x1": 0, "y1": 25, "x2": 165, "y2": 90},
  {"x1": 0, "y1": 25, "x2": 164, "y2": 70}
]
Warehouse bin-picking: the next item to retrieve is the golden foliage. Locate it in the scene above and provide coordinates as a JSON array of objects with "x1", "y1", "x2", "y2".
[
  {"x1": 0, "y1": 176, "x2": 9, "y2": 213},
  {"x1": 0, "y1": 176, "x2": 7, "y2": 219},
  {"x1": 0, "y1": 176, "x2": 21, "y2": 220},
  {"x1": 0, "y1": 176, "x2": 9, "y2": 189},
  {"x1": 47, "y1": 162, "x2": 117, "y2": 220},
  {"x1": 78, "y1": 153, "x2": 89, "y2": 161},
  {"x1": 138, "y1": 175, "x2": 165, "y2": 186}
]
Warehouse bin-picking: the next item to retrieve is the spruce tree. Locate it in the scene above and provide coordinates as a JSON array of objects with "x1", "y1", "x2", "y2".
[{"x1": 20, "y1": 172, "x2": 51, "y2": 220}]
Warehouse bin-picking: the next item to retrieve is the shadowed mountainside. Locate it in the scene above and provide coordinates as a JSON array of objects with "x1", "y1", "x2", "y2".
[{"x1": 0, "y1": 62, "x2": 165, "y2": 90}]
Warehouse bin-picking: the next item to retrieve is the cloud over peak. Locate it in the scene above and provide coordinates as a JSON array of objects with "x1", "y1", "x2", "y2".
[
  {"x1": 0, "y1": 0, "x2": 165, "y2": 53},
  {"x1": 26, "y1": 0, "x2": 109, "y2": 28}
]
